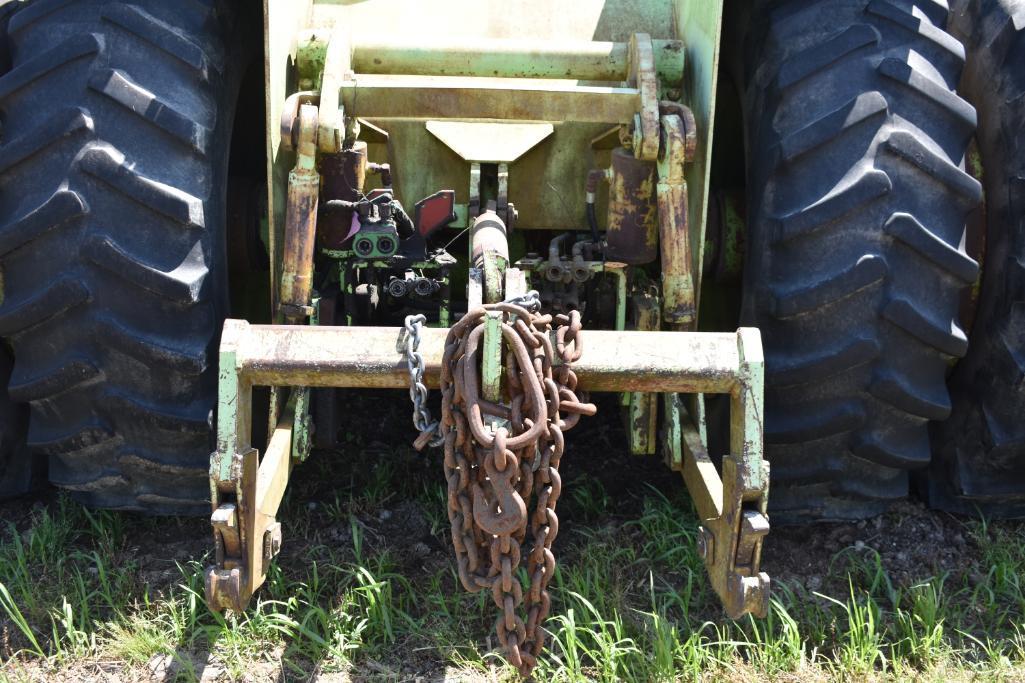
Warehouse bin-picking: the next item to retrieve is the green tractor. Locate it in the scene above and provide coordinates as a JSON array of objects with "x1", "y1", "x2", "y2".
[{"x1": 0, "y1": 0, "x2": 1021, "y2": 673}]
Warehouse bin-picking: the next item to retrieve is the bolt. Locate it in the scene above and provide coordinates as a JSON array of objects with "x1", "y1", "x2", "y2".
[
  {"x1": 631, "y1": 114, "x2": 644, "y2": 155},
  {"x1": 619, "y1": 124, "x2": 633, "y2": 149}
]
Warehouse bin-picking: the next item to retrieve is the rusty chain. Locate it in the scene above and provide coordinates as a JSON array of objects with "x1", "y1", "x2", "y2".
[
  {"x1": 437, "y1": 302, "x2": 594, "y2": 677},
  {"x1": 404, "y1": 292, "x2": 541, "y2": 450}
]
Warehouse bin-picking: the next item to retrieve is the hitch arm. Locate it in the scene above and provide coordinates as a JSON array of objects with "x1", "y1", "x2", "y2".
[
  {"x1": 205, "y1": 321, "x2": 770, "y2": 617},
  {"x1": 206, "y1": 324, "x2": 295, "y2": 613},
  {"x1": 663, "y1": 328, "x2": 770, "y2": 618}
]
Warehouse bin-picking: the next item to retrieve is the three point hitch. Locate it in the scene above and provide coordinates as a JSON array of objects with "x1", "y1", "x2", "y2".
[
  {"x1": 206, "y1": 24, "x2": 770, "y2": 669},
  {"x1": 204, "y1": 320, "x2": 770, "y2": 619}
]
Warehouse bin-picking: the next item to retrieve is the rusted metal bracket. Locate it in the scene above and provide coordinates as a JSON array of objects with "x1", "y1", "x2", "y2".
[
  {"x1": 317, "y1": 28, "x2": 353, "y2": 154},
  {"x1": 299, "y1": 32, "x2": 686, "y2": 83},
  {"x1": 206, "y1": 324, "x2": 297, "y2": 613},
  {"x1": 648, "y1": 100, "x2": 763, "y2": 615},
  {"x1": 627, "y1": 33, "x2": 660, "y2": 161},
  {"x1": 628, "y1": 289, "x2": 661, "y2": 455},
  {"x1": 207, "y1": 97, "x2": 323, "y2": 612}
]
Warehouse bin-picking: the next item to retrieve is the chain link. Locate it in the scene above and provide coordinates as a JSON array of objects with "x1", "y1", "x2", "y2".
[
  {"x1": 402, "y1": 293, "x2": 592, "y2": 675},
  {"x1": 404, "y1": 314, "x2": 445, "y2": 449},
  {"x1": 438, "y1": 302, "x2": 594, "y2": 676},
  {"x1": 502, "y1": 289, "x2": 541, "y2": 314}
]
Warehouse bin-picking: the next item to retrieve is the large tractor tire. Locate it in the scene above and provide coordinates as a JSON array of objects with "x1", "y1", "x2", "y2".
[
  {"x1": 742, "y1": 0, "x2": 981, "y2": 520},
  {"x1": 930, "y1": 0, "x2": 1025, "y2": 516},
  {"x1": 0, "y1": 2, "x2": 35, "y2": 499},
  {"x1": 0, "y1": 346, "x2": 34, "y2": 498},
  {"x1": 0, "y1": 0, "x2": 245, "y2": 513}
]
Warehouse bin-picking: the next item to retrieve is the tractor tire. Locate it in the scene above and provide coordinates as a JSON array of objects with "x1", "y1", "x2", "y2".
[
  {"x1": 929, "y1": 0, "x2": 1025, "y2": 516},
  {"x1": 741, "y1": 0, "x2": 981, "y2": 520},
  {"x1": 0, "y1": 2, "x2": 36, "y2": 500},
  {"x1": 0, "y1": 0, "x2": 246, "y2": 513},
  {"x1": 0, "y1": 2, "x2": 17, "y2": 75},
  {"x1": 0, "y1": 346, "x2": 35, "y2": 498}
]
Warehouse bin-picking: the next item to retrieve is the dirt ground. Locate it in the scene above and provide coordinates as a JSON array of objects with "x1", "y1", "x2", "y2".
[{"x1": 0, "y1": 392, "x2": 1021, "y2": 681}]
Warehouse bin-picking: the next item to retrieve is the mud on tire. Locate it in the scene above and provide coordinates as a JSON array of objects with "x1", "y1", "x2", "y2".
[{"x1": 742, "y1": 0, "x2": 981, "y2": 520}]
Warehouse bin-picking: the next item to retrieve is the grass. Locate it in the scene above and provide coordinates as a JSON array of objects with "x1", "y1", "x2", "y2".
[{"x1": 0, "y1": 422, "x2": 1023, "y2": 681}]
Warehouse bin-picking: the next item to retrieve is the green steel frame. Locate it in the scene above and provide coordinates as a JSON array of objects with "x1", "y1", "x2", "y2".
[{"x1": 205, "y1": 0, "x2": 770, "y2": 622}]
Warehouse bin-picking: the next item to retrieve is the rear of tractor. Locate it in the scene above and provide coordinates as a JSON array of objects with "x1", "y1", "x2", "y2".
[
  {"x1": 0, "y1": 0, "x2": 1022, "y2": 674},
  {"x1": 206, "y1": 3, "x2": 771, "y2": 667}
]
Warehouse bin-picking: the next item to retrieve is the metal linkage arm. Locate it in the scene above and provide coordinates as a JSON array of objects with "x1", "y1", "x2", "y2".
[
  {"x1": 205, "y1": 320, "x2": 769, "y2": 617},
  {"x1": 664, "y1": 328, "x2": 770, "y2": 619},
  {"x1": 206, "y1": 318, "x2": 291, "y2": 612}
]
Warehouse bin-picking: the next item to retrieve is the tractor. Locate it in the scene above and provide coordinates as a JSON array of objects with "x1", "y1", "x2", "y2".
[{"x1": 0, "y1": 0, "x2": 1020, "y2": 674}]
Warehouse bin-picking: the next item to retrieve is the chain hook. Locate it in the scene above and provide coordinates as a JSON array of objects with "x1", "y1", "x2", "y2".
[{"x1": 472, "y1": 429, "x2": 528, "y2": 536}]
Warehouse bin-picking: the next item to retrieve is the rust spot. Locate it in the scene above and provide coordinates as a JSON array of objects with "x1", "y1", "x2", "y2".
[
  {"x1": 605, "y1": 147, "x2": 658, "y2": 264},
  {"x1": 317, "y1": 142, "x2": 367, "y2": 250}
]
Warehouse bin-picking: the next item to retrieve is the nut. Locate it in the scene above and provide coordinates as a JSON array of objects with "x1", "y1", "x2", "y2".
[{"x1": 263, "y1": 522, "x2": 283, "y2": 562}]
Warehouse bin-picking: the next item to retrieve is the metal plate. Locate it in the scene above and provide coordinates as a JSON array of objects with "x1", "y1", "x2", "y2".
[{"x1": 427, "y1": 121, "x2": 554, "y2": 163}]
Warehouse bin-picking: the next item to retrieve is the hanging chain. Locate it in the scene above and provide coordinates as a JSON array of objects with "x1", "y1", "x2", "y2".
[
  {"x1": 403, "y1": 291, "x2": 541, "y2": 450},
  {"x1": 438, "y1": 302, "x2": 594, "y2": 677},
  {"x1": 404, "y1": 314, "x2": 445, "y2": 450},
  {"x1": 502, "y1": 289, "x2": 542, "y2": 314}
]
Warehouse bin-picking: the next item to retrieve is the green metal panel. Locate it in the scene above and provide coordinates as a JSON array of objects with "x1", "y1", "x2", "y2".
[
  {"x1": 265, "y1": 0, "x2": 725, "y2": 303},
  {"x1": 266, "y1": 0, "x2": 722, "y2": 242},
  {"x1": 673, "y1": 0, "x2": 725, "y2": 314},
  {"x1": 346, "y1": 37, "x2": 685, "y2": 82}
]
